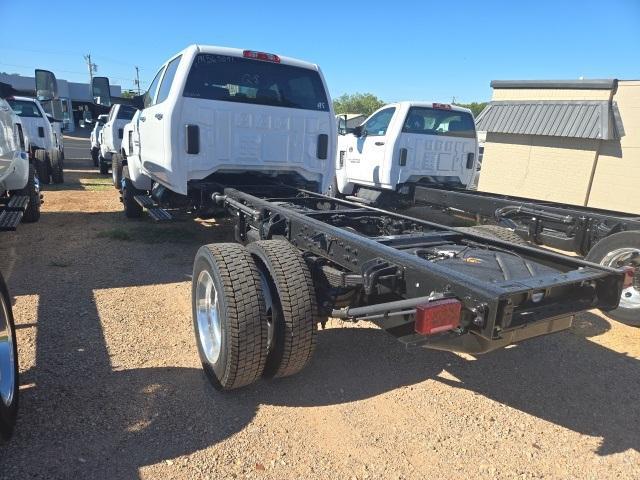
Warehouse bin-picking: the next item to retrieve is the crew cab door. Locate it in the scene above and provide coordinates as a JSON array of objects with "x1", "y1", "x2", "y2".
[
  {"x1": 138, "y1": 55, "x2": 181, "y2": 183},
  {"x1": 102, "y1": 105, "x2": 117, "y2": 151},
  {"x1": 137, "y1": 66, "x2": 166, "y2": 175},
  {"x1": 345, "y1": 107, "x2": 396, "y2": 186}
]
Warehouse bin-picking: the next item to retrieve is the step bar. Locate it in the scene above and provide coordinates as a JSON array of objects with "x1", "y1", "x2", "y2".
[
  {"x1": 0, "y1": 195, "x2": 29, "y2": 231},
  {"x1": 133, "y1": 194, "x2": 173, "y2": 222}
]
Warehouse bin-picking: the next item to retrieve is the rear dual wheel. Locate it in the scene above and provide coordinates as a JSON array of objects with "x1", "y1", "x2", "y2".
[
  {"x1": 34, "y1": 149, "x2": 50, "y2": 185},
  {"x1": 112, "y1": 153, "x2": 124, "y2": 190},
  {"x1": 192, "y1": 240, "x2": 317, "y2": 390},
  {"x1": 50, "y1": 149, "x2": 64, "y2": 184},
  {"x1": 586, "y1": 231, "x2": 640, "y2": 326}
]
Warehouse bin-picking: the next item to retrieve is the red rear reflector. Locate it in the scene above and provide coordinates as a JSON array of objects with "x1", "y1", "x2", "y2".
[
  {"x1": 432, "y1": 103, "x2": 452, "y2": 110},
  {"x1": 243, "y1": 50, "x2": 281, "y2": 63},
  {"x1": 623, "y1": 266, "x2": 635, "y2": 289},
  {"x1": 415, "y1": 298, "x2": 461, "y2": 335}
]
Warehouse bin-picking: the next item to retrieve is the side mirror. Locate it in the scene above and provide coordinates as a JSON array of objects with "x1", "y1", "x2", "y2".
[
  {"x1": 92, "y1": 77, "x2": 112, "y2": 107},
  {"x1": 352, "y1": 125, "x2": 364, "y2": 137},
  {"x1": 83, "y1": 111, "x2": 94, "y2": 124},
  {"x1": 337, "y1": 114, "x2": 348, "y2": 135},
  {"x1": 35, "y1": 69, "x2": 58, "y2": 102}
]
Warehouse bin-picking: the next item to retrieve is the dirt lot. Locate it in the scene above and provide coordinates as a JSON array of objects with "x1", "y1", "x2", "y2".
[{"x1": 0, "y1": 137, "x2": 638, "y2": 479}]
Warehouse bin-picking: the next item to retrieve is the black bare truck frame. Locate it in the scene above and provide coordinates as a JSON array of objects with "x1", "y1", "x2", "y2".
[
  {"x1": 210, "y1": 185, "x2": 623, "y2": 354},
  {"x1": 411, "y1": 186, "x2": 640, "y2": 257}
]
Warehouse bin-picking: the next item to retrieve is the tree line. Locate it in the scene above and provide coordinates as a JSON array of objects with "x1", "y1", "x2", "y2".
[{"x1": 333, "y1": 93, "x2": 487, "y2": 118}]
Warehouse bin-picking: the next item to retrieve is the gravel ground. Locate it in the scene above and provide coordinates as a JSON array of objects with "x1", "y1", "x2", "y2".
[{"x1": 0, "y1": 137, "x2": 638, "y2": 479}]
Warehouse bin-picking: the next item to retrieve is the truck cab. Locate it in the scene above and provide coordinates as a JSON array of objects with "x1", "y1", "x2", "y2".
[
  {"x1": 98, "y1": 103, "x2": 137, "y2": 174},
  {"x1": 335, "y1": 102, "x2": 478, "y2": 201},
  {"x1": 93, "y1": 45, "x2": 335, "y2": 202},
  {"x1": 7, "y1": 96, "x2": 64, "y2": 184}
]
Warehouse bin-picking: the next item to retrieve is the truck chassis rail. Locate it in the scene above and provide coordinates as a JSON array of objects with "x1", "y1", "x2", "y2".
[{"x1": 212, "y1": 184, "x2": 624, "y2": 354}]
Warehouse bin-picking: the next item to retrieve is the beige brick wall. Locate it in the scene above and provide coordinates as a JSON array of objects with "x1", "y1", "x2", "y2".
[
  {"x1": 587, "y1": 81, "x2": 640, "y2": 214},
  {"x1": 478, "y1": 133, "x2": 599, "y2": 205}
]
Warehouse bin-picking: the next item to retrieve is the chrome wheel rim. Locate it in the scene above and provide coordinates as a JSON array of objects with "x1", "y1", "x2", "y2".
[
  {"x1": 0, "y1": 295, "x2": 16, "y2": 407},
  {"x1": 601, "y1": 247, "x2": 640, "y2": 310},
  {"x1": 195, "y1": 270, "x2": 222, "y2": 364}
]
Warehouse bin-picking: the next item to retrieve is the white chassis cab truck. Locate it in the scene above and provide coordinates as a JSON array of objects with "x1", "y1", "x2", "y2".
[
  {"x1": 91, "y1": 44, "x2": 335, "y2": 219},
  {"x1": 90, "y1": 114, "x2": 109, "y2": 167},
  {"x1": 98, "y1": 104, "x2": 137, "y2": 175},
  {"x1": 0, "y1": 87, "x2": 41, "y2": 226},
  {"x1": 89, "y1": 46, "x2": 630, "y2": 393},
  {"x1": 335, "y1": 102, "x2": 478, "y2": 205},
  {"x1": 7, "y1": 96, "x2": 64, "y2": 185}
]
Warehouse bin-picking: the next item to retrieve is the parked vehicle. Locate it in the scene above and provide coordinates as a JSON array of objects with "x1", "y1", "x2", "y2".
[
  {"x1": 335, "y1": 102, "x2": 478, "y2": 202},
  {"x1": 7, "y1": 96, "x2": 64, "y2": 185},
  {"x1": 112, "y1": 109, "x2": 140, "y2": 189},
  {"x1": 97, "y1": 104, "x2": 137, "y2": 175},
  {"x1": 0, "y1": 271, "x2": 18, "y2": 443},
  {"x1": 90, "y1": 114, "x2": 109, "y2": 167},
  {"x1": 92, "y1": 46, "x2": 627, "y2": 392},
  {"x1": 0, "y1": 85, "x2": 41, "y2": 227}
]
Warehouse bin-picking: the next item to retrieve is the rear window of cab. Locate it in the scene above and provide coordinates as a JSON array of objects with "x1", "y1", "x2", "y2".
[
  {"x1": 117, "y1": 105, "x2": 137, "y2": 120},
  {"x1": 402, "y1": 107, "x2": 476, "y2": 138},
  {"x1": 183, "y1": 54, "x2": 330, "y2": 112}
]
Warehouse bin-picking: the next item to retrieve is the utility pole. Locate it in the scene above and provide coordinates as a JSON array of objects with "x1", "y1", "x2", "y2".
[
  {"x1": 134, "y1": 66, "x2": 141, "y2": 95},
  {"x1": 83, "y1": 53, "x2": 97, "y2": 84}
]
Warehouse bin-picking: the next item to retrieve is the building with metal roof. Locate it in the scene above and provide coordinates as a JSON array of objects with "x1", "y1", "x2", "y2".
[{"x1": 475, "y1": 79, "x2": 639, "y2": 215}]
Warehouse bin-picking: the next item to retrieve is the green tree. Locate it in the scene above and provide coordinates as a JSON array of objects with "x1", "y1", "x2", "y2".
[
  {"x1": 333, "y1": 93, "x2": 385, "y2": 117},
  {"x1": 454, "y1": 102, "x2": 488, "y2": 117},
  {"x1": 121, "y1": 89, "x2": 138, "y2": 99}
]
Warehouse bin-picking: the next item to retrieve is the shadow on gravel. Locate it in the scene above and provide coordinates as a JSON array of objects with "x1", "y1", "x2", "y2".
[{"x1": 0, "y1": 153, "x2": 637, "y2": 477}]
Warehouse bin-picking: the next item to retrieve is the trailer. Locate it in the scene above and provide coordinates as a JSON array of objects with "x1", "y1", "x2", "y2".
[{"x1": 190, "y1": 183, "x2": 628, "y2": 390}]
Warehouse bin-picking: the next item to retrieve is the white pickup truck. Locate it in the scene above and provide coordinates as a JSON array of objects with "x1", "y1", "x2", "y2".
[
  {"x1": 7, "y1": 96, "x2": 64, "y2": 185},
  {"x1": 90, "y1": 114, "x2": 109, "y2": 167},
  {"x1": 97, "y1": 104, "x2": 137, "y2": 174},
  {"x1": 335, "y1": 102, "x2": 478, "y2": 204},
  {"x1": 92, "y1": 44, "x2": 335, "y2": 218}
]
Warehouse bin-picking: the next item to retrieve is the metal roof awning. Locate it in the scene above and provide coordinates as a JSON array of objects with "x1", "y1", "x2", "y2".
[{"x1": 476, "y1": 100, "x2": 625, "y2": 140}]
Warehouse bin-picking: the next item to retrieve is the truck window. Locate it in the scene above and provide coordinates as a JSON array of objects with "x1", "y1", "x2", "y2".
[
  {"x1": 116, "y1": 105, "x2": 137, "y2": 120},
  {"x1": 143, "y1": 67, "x2": 165, "y2": 108},
  {"x1": 156, "y1": 55, "x2": 182, "y2": 104},
  {"x1": 402, "y1": 107, "x2": 475, "y2": 138},
  {"x1": 183, "y1": 53, "x2": 329, "y2": 112},
  {"x1": 363, "y1": 107, "x2": 396, "y2": 136},
  {"x1": 7, "y1": 100, "x2": 42, "y2": 118}
]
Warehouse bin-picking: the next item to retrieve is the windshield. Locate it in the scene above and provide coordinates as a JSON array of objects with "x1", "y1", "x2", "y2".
[
  {"x1": 117, "y1": 105, "x2": 137, "y2": 120},
  {"x1": 402, "y1": 107, "x2": 476, "y2": 138},
  {"x1": 8, "y1": 99, "x2": 42, "y2": 118},
  {"x1": 183, "y1": 54, "x2": 330, "y2": 112}
]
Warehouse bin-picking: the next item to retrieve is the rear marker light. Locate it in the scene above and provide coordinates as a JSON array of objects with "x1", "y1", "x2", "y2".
[
  {"x1": 415, "y1": 298, "x2": 461, "y2": 335},
  {"x1": 623, "y1": 266, "x2": 635, "y2": 289},
  {"x1": 243, "y1": 50, "x2": 281, "y2": 63},
  {"x1": 433, "y1": 103, "x2": 452, "y2": 110}
]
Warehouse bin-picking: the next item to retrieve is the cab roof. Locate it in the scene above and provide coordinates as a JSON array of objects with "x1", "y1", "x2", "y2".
[
  {"x1": 390, "y1": 101, "x2": 473, "y2": 114},
  {"x1": 175, "y1": 44, "x2": 321, "y2": 71}
]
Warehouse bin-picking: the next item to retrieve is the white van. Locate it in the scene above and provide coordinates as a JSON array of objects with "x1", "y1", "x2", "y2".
[
  {"x1": 335, "y1": 102, "x2": 478, "y2": 202},
  {"x1": 92, "y1": 44, "x2": 335, "y2": 216}
]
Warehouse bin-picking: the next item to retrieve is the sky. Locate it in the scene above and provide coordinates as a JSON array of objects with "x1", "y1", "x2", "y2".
[{"x1": 1, "y1": 0, "x2": 639, "y2": 103}]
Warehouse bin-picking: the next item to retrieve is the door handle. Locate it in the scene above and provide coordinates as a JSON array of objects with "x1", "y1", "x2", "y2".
[
  {"x1": 375, "y1": 141, "x2": 385, "y2": 146},
  {"x1": 155, "y1": 113, "x2": 163, "y2": 120},
  {"x1": 139, "y1": 116, "x2": 146, "y2": 122}
]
